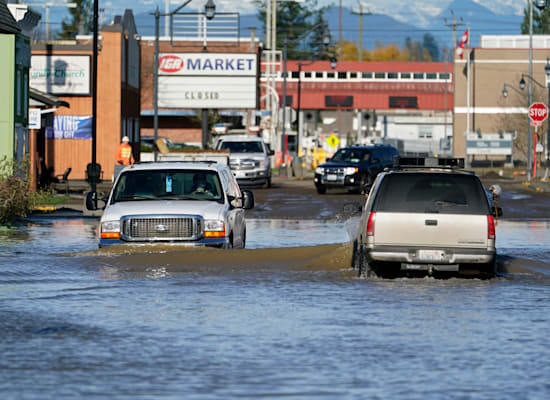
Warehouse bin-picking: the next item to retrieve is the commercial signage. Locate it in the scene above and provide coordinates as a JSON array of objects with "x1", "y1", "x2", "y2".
[
  {"x1": 158, "y1": 53, "x2": 258, "y2": 108},
  {"x1": 30, "y1": 55, "x2": 91, "y2": 96},
  {"x1": 46, "y1": 115, "x2": 92, "y2": 139},
  {"x1": 389, "y1": 96, "x2": 418, "y2": 108},
  {"x1": 325, "y1": 95, "x2": 353, "y2": 107},
  {"x1": 466, "y1": 133, "x2": 513, "y2": 156},
  {"x1": 28, "y1": 108, "x2": 41, "y2": 130}
]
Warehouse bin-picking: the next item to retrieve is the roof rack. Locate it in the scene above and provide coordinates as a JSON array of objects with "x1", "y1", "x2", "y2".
[{"x1": 393, "y1": 157, "x2": 465, "y2": 169}]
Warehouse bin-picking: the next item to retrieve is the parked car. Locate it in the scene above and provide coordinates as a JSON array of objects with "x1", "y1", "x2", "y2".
[
  {"x1": 314, "y1": 144, "x2": 399, "y2": 194},
  {"x1": 215, "y1": 135, "x2": 274, "y2": 188},
  {"x1": 86, "y1": 162, "x2": 254, "y2": 248},
  {"x1": 353, "y1": 157, "x2": 500, "y2": 278}
]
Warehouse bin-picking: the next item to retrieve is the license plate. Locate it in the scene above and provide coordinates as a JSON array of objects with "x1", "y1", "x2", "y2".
[
  {"x1": 401, "y1": 263, "x2": 429, "y2": 271},
  {"x1": 327, "y1": 174, "x2": 337, "y2": 181},
  {"x1": 418, "y1": 250, "x2": 444, "y2": 261}
]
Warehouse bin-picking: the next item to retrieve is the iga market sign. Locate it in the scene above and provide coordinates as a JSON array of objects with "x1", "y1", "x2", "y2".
[
  {"x1": 46, "y1": 116, "x2": 92, "y2": 140},
  {"x1": 158, "y1": 53, "x2": 258, "y2": 109},
  {"x1": 30, "y1": 55, "x2": 91, "y2": 96}
]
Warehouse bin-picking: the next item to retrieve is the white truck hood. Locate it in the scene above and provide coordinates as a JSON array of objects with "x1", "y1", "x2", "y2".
[
  {"x1": 230, "y1": 152, "x2": 266, "y2": 160},
  {"x1": 101, "y1": 200, "x2": 226, "y2": 222}
]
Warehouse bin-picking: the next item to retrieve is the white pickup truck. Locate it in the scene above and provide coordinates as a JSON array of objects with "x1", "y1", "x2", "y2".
[{"x1": 86, "y1": 161, "x2": 254, "y2": 248}]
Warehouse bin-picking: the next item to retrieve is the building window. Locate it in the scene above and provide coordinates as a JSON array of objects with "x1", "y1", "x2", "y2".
[
  {"x1": 374, "y1": 72, "x2": 385, "y2": 79},
  {"x1": 426, "y1": 73, "x2": 437, "y2": 79},
  {"x1": 362, "y1": 72, "x2": 373, "y2": 79},
  {"x1": 350, "y1": 72, "x2": 357, "y2": 78},
  {"x1": 413, "y1": 73, "x2": 424, "y2": 79},
  {"x1": 387, "y1": 72, "x2": 398, "y2": 79},
  {"x1": 419, "y1": 126, "x2": 433, "y2": 139},
  {"x1": 315, "y1": 71, "x2": 323, "y2": 78},
  {"x1": 304, "y1": 71, "x2": 312, "y2": 78},
  {"x1": 327, "y1": 71, "x2": 335, "y2": 78},
  {"x1": 439, "y1": 72, "x2": 451, "y2": 80},
  {"x1": 291, "y1": 71, "x2": 299, "y2": 79},
  {"x1": 401, "y1": 72, "x2": 411, "y2": 79},
  {"x1": 338, "y1": 71, "x2": 347, "y2": 79}
]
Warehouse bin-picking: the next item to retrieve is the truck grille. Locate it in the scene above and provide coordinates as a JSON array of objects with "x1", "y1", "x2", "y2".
[
  {"x1": 230, "y1": 159, "x2": 258, "y2": 170},
  {"x1": 121, "y1": 216, "x2": 203, "y2": 241},
  {"x1": 322, "y1": 167, "x2": 346, "y2": 183}
]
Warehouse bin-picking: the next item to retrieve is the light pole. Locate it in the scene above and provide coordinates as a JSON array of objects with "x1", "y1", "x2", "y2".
[{"x1": 520, "y1": 72, "x2": 547, "y2": 175}]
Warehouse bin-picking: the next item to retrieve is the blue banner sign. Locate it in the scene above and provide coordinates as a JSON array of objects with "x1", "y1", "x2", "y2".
[{"x1": 46, "y1": 116, "x2": 92, "y2": 140}]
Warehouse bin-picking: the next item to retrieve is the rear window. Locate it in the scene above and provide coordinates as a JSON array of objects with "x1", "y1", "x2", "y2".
[
  {"x1": 374, "y1": 173, "x2": 490, "y2": 215},
  {"x1": 219, "y1": 141, "x2": 263, "y2": 153}
]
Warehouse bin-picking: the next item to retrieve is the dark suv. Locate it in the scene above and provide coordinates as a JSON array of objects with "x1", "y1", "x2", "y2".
[{"x1": 314, "y1": 145, "x2": 399, "y2": 194}]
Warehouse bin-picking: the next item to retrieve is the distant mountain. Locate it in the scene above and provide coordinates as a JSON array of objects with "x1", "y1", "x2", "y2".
[{"x1": 131, "y1": 1, "x2": 523, "y2": 57}]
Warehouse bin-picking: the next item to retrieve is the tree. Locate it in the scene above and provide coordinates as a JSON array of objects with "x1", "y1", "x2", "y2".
[
  {"x1": 422, "y1": 33, "x2": 440, "y2": 61},
  {"x1": 308, "y1": 9, "x2": 332, "y2": 60},
  {"x1": 521, "y1": 4, "x2": 550, "y2": 34},
  {"x1": 57, "y1": 0, "x2": 93, "y2": 40},
  {"x1": 255, "y1": 0, "x2": 328, "y2": 59}
]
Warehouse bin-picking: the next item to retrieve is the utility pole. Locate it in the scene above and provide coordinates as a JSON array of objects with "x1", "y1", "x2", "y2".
[
  {"x1": 338, "y1": 0, "x2": 342, "y2": 59},
  {"x1": 351, "y1": 1, "x2": 371, "y2": 61},
  {"x1": 444, "y1": 10, "x2": 465, "y2": 158},
  {"x1": 28, "y1": 2, "x2": 77, "y2": 41}
]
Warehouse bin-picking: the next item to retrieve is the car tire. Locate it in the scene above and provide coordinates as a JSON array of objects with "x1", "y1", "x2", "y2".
[
  {"x1": 358, "y1": 245, "x2": 374, "y2": 278},
  {"x1": 316, "y1": 185, "x2": 327, "y2": 195},
  {"x1": 242, "y1": 229, "x2": 246, "y2": 249},
  {"x1": 479, "y1": 257, "x2": 497, "y2": 279},
  {"x1": 351, "y1": 240, "x2": 358, "y2": 269},
  {"x1": 266, "y1": 177, "x2": 272, "y2": 188}
]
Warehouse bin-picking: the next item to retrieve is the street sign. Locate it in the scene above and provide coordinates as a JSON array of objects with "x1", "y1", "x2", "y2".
[
  {"x1": 327, "y1": 134, "x2": 340, "y2": 148},
  {"x1": 528, "y1": 102, "x2": 549, "y2": 123}
]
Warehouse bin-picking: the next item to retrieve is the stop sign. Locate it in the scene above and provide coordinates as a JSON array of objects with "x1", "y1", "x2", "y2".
[{"x1": 528, "y1": 102, "x2": 549, "y2": 122}]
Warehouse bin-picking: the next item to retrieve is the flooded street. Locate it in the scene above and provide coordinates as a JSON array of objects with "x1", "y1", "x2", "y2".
[{"x1": 1, "y1": 217, "x2": 550, "y2": 399}]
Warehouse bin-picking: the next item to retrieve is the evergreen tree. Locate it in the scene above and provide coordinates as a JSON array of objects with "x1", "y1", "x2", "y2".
[
  {"x1": 57, "y1": 0, "x2": 93, "y2": 40},
  {"x1": 308, "y1": 9, "x2": 332, "y2": 60},
  {"x1": 422, "y1": 33, "x2": 439, "y2": 61},
  {"x1": 255, "y1": 0, "x2": 328, "y2": 59},
  {"x1": 521, "y1": 3, "x2": 550, "y2": 34}
]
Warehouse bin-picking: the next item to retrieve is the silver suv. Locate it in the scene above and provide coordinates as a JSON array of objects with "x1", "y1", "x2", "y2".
[
  {"x1": 215, "y1": 135, "x2": 273, "y2": 188},
  {"x1": 353, "y1": 158, "x2": 499, "y2": 278},
  {"x1": 86, "y1": 162, "x2": 254, "y2": 248}
]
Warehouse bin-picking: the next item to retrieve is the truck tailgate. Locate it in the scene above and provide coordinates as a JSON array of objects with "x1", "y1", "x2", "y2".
[{"x1": 374, "y1": 212, "x2": 488, "y2": 248}]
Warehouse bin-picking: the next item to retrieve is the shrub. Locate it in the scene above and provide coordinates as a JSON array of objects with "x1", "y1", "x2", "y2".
[{"x1": 0, "y1": 157, "x2": 34, "y2": 225}]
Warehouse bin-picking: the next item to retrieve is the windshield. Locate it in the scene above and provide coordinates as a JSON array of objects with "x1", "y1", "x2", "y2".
[
  {"x1": 374, "y1": 173, "x2": 490, "y2": 215},
  {"x1": 219, "y1": 141, "x2": 264, "y2": 153},
  {"x1": 330, "y1": 148, "x2": 370, "y2": 163},
  {"x1": 112, "y1": 169, "x2": 224, "y2": 203}
]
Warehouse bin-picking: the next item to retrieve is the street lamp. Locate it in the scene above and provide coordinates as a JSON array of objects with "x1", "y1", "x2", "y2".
[
  {"x1": 204, "y1": 0, "x2": 216, "y2": 19},
  {"x1": 520, "y1": 72, "x2": 548, "y2": 175}
]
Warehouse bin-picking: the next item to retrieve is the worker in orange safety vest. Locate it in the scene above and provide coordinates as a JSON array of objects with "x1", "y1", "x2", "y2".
[{"x1": 116, "y1": 136, "x2": 135, "y2": 166}]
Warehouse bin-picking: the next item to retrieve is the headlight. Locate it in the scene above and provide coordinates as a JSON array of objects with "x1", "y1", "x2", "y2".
[
  {"x1": 344, "y1": 167, "x2": 358, "y2": 175},
  {"x1": 100, "y1": 220, "x2": 120, "y2": 239},
  {"x1": 315, "y1": 167, "x2": 324, "y2": 174},
  {"x1": 258, "y1": 160, "x2": 266, "y2": 168},
  {"x1": 204, "y1": 220, "x2": 225, "y2": 238}
]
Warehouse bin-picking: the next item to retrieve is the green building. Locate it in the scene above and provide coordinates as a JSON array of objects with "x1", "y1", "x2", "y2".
[{"x1": 0, "y1": 2, "x2": 35, "y2": 162}]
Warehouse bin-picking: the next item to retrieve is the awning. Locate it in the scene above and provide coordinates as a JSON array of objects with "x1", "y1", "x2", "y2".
[{"x1": 29, "y1": 87, "x2": 70, "y2": 108}]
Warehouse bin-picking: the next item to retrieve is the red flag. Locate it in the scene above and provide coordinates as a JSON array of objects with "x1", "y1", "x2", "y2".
[{"x1": 456, "y1": 29, "x2": 469, "y2": 59}]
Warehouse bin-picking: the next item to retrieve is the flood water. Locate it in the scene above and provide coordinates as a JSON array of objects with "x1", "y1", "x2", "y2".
[{"x1": 1, "y1": 217, "x2": 550, "y2": 399}]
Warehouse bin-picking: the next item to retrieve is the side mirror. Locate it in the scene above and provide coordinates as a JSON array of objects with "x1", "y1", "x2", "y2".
[
  {"x1": 85, "y1": 191, "x2": 106, "y2": 211},
  {"x1": 494, "y1": 207, "x2": 503, "y2": 217},
  {"x1": 242, "y1": 190, "x2": 255, "y2": 210},
  {"x1": 325, "y1": 157, "x2": 331, "y2": 162},
  {"x1": 268, "y1": 150, "x2": 275, "y2": 156}
]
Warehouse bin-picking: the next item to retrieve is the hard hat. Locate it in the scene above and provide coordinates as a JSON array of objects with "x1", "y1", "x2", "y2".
[{"x1": 122, "y1": 136, "x2": 129, "y2": 143}]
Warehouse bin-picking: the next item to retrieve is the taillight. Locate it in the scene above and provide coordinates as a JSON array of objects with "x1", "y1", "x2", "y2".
[
  {"x1": 487, "y1": 215, "x2": 495, "y2": 240},
  {"x1": 366, "y1": 212, "x2": 376, "y2": 236}
]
